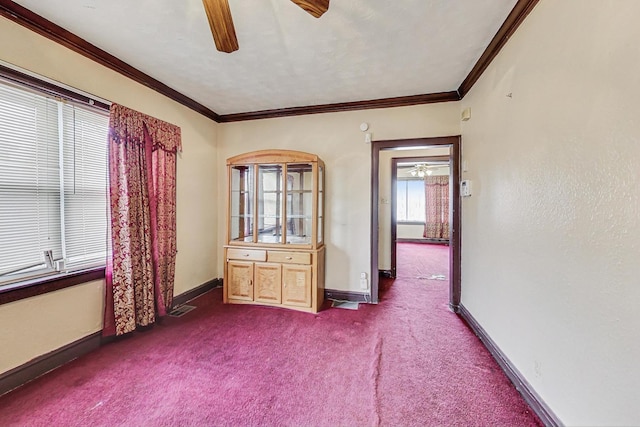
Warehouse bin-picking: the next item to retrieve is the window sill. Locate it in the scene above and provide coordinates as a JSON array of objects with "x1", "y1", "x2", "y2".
[
  {"x1": 0, "y1": 267, "x2": 106, "y2": 306},
  {"x1": 397, "y1": 221, "x2": 426, "y2": 225}
]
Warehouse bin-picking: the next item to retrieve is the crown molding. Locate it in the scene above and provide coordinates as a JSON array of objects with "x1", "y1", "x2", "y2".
[
  {"x1": 458, "y1": 0, "x2": 540, "y2": 98},
  {"x1": 0, "y1": 1, "x2": 221, "y2": 122},
  {"x1": 218, "y1": 91, "x2": 461, "y2": 122},
  {"x1": 1, "y1": 0, "x2": 539, "y2": 122}
]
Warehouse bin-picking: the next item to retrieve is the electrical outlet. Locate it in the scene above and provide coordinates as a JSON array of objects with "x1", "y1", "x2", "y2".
[{"x1": 359, "y1": 272, "x2": 368, "y2": 290}]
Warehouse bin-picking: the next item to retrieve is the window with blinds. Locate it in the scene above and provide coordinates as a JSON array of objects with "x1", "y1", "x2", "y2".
[
  {"x1": 396, "y1": 178, "x2": 426, "y2": 223},
  {"x1": 0, "y1": 79, "x2": 109, "y2": 286}
]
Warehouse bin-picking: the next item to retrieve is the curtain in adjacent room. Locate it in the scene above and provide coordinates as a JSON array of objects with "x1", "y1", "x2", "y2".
[
  {"x1": 423, "y1": 176, "x2": 450, "y2": 239},
  {"x1": 103, "y1": 104, "x2": 181, "y2": 336}
]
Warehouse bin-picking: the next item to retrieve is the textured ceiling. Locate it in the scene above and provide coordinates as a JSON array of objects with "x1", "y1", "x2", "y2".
[{"x1": 13, "y1": 0, "x2": 518, "y2": 115}]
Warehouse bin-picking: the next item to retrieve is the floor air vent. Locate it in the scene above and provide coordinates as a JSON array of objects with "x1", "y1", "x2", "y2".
[
  {"x1": 331, "y1": 300, "x2": 359, "y2": 310},
  {"x1": 168, "y1": 305, "x2": 196, "y2": 317}
]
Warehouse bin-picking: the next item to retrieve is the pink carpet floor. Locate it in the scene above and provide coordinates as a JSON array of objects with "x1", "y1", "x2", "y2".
[{"x1": 0, "y1": 243, "x2": 541, "y2": 426}]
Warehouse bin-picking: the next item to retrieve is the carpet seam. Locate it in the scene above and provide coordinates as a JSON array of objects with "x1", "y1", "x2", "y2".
[{"x1": 371, "y1": 335, "x2": 383, "y2": 427}]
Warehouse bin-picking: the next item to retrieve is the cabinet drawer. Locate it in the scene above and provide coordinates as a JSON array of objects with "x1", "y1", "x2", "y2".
[
  {"x1": 267, "y1": 251, "x2": 311, "y2": 265},
  {"x1": 227, "y1": 248, "x2": 267, "y2": 262}
]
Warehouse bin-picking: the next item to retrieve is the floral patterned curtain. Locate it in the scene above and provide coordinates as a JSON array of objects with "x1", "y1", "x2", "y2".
[
  {"x1": 423, "y1": 175, "x2": 450, "y2": 239},
  {"x1": 103, "y1": 104, "x2": 181, "y2": 336}
]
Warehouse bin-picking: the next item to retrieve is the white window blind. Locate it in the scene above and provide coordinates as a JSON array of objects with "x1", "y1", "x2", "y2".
[
  {"x1": 0, "y1": 80, "x2": 109, "y2": 285},
  {"x1": 62, "y1": 105, "x2": 109, "y2": 269},
  {"x1": 396, "y1": 178, "x2": 426, "y2": 222}
]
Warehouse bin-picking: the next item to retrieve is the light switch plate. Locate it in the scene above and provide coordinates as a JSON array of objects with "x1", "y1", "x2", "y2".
[{"x1": 461, "y1": 180, "x2": 472, "y2": 197}]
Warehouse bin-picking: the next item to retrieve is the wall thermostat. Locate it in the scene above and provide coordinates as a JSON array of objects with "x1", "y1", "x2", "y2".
[
  {"x1": 461, "y1": 180, "x2": 472, "y2": 197},
  {"x1": 359, "y1": 122, "x2": 369, "y2": 132}
]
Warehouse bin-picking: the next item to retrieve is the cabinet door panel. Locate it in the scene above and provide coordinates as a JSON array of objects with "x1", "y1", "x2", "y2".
[
  {"x1": 227, "y1": 261, "x2": 254, "y2": 301},
  {"x1": 282, "y1": 264, "x2": 312, "y2": 307},
  {"x1": 255, "y1": 263, "x2": 282, "y2": 304}
]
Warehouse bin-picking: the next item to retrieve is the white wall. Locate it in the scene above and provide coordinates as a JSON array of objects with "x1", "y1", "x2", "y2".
[
  {"x1": 459, "y1": 0, "x2": 640, "y2": 424},
  {"x1": 397, "y1": 225, "x2": 423, "y2": 240},
  {"x1": 218, "y1": 104, "x2": 460, "y2": 292},
  {"x1": 0, "y1": 281, "x2": 104, "y2": 374},
  {"x1": 0, "y1": 17, "x2": 219, "y2": 374}
]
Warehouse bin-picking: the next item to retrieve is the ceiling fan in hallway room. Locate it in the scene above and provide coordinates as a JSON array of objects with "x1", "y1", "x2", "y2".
[
  {"x1": 405, "y1": 162, "x2": 448, "y2": 177},
  {"x1": 202, "y1": 0, "x2": 330, "y2": 53}
]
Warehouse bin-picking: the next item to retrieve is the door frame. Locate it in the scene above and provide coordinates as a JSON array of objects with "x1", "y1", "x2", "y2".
[
  {"x1": 391, "y1": 155, "x2": 450, "y2": 278},
  {"x1": 370, "y1": 136, "x2": 461, "y2": 311}
]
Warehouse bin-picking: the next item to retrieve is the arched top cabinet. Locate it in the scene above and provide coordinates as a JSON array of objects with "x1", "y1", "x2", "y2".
[{"x1": 224, "y1": 149, "x2": 325, "y2": 313}]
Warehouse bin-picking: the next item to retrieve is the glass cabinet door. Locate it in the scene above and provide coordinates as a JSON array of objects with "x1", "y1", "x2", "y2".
[
  {"x1": 286, "y1": 163, "x2": 313, "y2": 245},
  {"x1": 230, "y1": 165, "x2": 254, "y2": 243},
  {"x1": 317, "y1": 165, "x2": 324, "y2": 245},
  {"x1": 257, "y1": 164, "x2": 284, "y2": 244}
]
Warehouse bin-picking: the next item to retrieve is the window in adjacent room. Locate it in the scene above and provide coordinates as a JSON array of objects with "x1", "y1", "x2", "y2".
[
  {"x1": 0, "y1": 79, "x2": 109, "y2": 286},
  {"x1": 396, "y1": 178, "x2": 425, "y2": 223}
]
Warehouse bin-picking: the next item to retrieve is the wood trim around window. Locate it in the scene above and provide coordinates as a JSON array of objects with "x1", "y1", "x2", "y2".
[
  {"x1": 0, "y1": 64, "x2": 109, "y2": 307},
  {"x1": 0, "y1": 267, "x2": 106, "y2": 306}
]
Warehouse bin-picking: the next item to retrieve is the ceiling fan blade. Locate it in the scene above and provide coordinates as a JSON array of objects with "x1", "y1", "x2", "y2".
[
  {"x1": 290, "y1": 0, "x2": 330, "y2": 18},
  {"x1": 202, "y1": 0, "x2": 239, "y2": 53}
]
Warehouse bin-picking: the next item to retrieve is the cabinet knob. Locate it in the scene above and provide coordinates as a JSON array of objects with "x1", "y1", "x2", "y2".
[
  {"x1": 243, "y1": 253, "x2": 249, "y2": 257},
  {"x1": 285, "y1": 256, "x2": 293, "y2": 260}
]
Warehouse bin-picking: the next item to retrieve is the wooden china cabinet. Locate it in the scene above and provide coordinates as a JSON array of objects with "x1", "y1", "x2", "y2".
[{"x1": 224, "y1": 150, "x2": 325, "y2": 313}]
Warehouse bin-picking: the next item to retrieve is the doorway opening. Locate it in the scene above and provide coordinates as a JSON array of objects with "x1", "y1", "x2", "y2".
[
  {"x1": 391, "y1": 155, "x2": 450, "y2": 278},
  {"x1": 370, "y1": 136, "x2": 461, "y2": 311}
]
